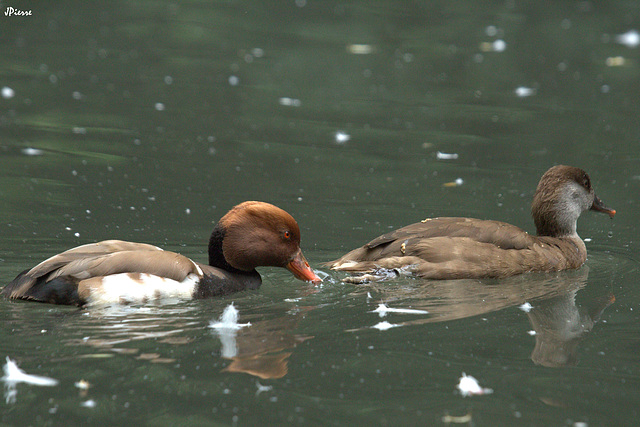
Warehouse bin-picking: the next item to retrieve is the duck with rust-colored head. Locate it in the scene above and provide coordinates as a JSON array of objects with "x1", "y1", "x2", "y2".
[
  {"x1": 327, "y1": 166, "x2": 615, "y2": 281},
  {"x1": 2, "y1": 201, "x2": 321, "y2": 306}
]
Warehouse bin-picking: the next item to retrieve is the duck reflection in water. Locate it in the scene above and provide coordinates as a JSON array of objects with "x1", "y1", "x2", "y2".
[
  {"x1": 355, "y1": 266, "x2": 613, "y2": 368},
  {"x1": 525, "y1": 275, "x2": 615, "y2": 368},
  {"x1": 30, "y1": 302, "x2": 313, "y2": 379},
  {"x1": 209, "y1": 304, "x2": 312, "y2": 379}
]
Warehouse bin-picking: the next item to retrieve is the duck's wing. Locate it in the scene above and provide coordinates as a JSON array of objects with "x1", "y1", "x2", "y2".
[
  {"x1": 26, "y1": 240, "x2": 163, "y2": 279},
  {"x1": 365, "y1": 218, "x2": 534, "y2": 250},
  {"x1": 327, "y1": 218, "x2": 539, "y2": 277},
  {"x1": 2, "y1": 240, "x2": 200, "y2": 304}
]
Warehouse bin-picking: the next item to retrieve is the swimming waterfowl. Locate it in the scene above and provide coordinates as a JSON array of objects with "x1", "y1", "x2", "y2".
[
  {"x1": 327, "y1": 166, "x2": 615, "y2": 281},
  {"x1": 2, "y1": 201, "x2": 321, "y2": 306}
]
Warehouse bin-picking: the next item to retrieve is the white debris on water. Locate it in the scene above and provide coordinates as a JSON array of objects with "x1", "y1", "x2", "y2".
[
  {"x1": 2, "y1": 357, "x2": 58, "y2": 404},
  {"x1": 209, "y1": 304, "x2": 251, "y2": 359},
  {"x1": 21, "y1": 147, "x2": 44, "y2": 156},
  {"x1": 515, "y1": 86, "x2": 536, "y2": 97},
  {"x1": 2, "y1": 357, "x2": 58, "y2": 387},
  {"x1": 347, "y1": 44, "x2": 375, "y2": 54},
  {"x1": 485, "y1": 25, "x2": 499, "y2": 37},
  {"x1": 519, "y1": 302, "x2": 533, "y2": 313},
  {"x1": 334, "y1": 131, "x2": 351, "y2": 144},
  {"x1": 2, "y1": 86, "x2": 15, "y2": 99},
  {"x1": 457, "y1": 373, "x2": 493, "y2": 397},
  {"x1": 492, "y1": 39, "x2": 506, "y2": 52},
  {"x1": 605, "y1": 56, "x2": 625, "y2": 67},
  {"x1": 443, "y1": 178, "x2": 464, "y2": 187},
  {"x1": 81, "y1": 399, "x2": 97, "y2": 408},
  {"x1": 371, "y1": 321, "x2": 400, "y2": 331},
  {"x1": 615, "y1": 30, "x2": 640, "y2": 48},
  {"x1": 370, "y1": 303, "x2": 428, "y2": 318},
  {"x1": 209, "y1": 303, "x2": 251, "y2": 331},
  {"x1": 480, "y1": 39, "x2": 507, "y2": 52},
  {"x1": 75, "y1": 379, "x2": 91, "y2": 390},
  {"x1": 436, "y1": 151, "x2": 459, "y2": 160},
  {"x1": 255, "y1": 381, "x2": 273, "y2": 396},
  {"x1": 278, "y1": 97, "x2": 301, "y2": 107}
]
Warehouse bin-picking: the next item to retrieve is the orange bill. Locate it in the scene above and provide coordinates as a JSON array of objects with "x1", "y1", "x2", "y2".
[
  {"x1": 286, "y1": 249, "x2": 322, "y2": 284},
  {"x1": 591, "y1": 195, "x2": 616, "y2": 218}
]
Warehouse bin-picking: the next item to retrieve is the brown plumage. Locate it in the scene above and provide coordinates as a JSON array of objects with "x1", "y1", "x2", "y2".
[
  {"x1": 327, "y1": 166, "x2": 616, "y2": 281},
  {"x1": 2, "y1": 201, "x2": 321, "y2": 306}
]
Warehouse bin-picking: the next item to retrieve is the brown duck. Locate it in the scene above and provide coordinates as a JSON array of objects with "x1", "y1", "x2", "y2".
[
  {"x1": 2, "y1": 201, "x2": 321, "y2": 306},
  {"x1": 327, "y1": 166, "x2": 616, "y2": 281}
]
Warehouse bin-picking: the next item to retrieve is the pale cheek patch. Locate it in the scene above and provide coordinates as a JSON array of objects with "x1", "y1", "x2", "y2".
[{"x1": 85, "y1": 273, "x2": 199, "y2": 306}]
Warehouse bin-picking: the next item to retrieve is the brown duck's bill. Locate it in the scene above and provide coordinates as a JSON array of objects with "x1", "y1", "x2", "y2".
[
  {"x1": 591, "y1": 195, "x2": 616, "y2": 218},
  {"x1": 286, "y1": 249, "x2": 322, "y2": 284}
]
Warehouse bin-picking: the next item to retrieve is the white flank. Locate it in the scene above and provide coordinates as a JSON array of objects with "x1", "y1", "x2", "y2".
[
  {"x1": 87, "y1": 273, "x2": 199, "y2": 305},
  {"x1": 2, "y1": 357, "x2": 58, "y2": 386}
]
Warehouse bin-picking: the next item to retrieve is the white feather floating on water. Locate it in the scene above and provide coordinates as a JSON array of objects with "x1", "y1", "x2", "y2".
[
  {"x1": 334, "y1": 130, "x2": 351, "y2": 144},
  {"x1": 208, "y1": 303, "x2": 251, "y2": 330},
  {"x1": 615, "y1": 30, "x2": 640, "y2": 48},
  {"x1": 519, "y1": 302, "x2": 533, "y2": 313},
  {"x1": 436, "y1": 151, "x2": 459, "y2": 160},
  {"x1": 515, "y1": 86, "x2": 536, "y2": 97},
  {"x1": 255, "y1": 381, "x2": 273, "y2": 396},
  {"x1": 457, "y1": 373, "x2": 493, "y2": 397},
  {"x1": 370, "y1": 303, "x2": 428, "y2": 318},
  {"x1": 1, "y1": 86, "x2": 15, "y2": 99},
  {"x1": 371, "y1": 321, "x2": 400, "y2": 331},
  {"x1": 81, "y1": 399, "x2": 97, "y2": 408},
  {"x1": 208, "y1": 304, "x2": 251, "y2": 359},
  {"x1": 2, "y1": 357, "x2": 58, "y2": 387}
]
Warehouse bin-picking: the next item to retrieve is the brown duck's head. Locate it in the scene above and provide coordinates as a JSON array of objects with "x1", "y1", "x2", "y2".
[
  {"x1": 531, "y1": 165, "x2": 615, "y2": 237},
  {"x1": 216, "y1": 201, "x2": 321, "y2": 283}
]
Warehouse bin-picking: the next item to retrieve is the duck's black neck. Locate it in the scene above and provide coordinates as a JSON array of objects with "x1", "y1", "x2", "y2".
[{"x1": 208, "y1": 225, "x2": 253, "y2": 275}]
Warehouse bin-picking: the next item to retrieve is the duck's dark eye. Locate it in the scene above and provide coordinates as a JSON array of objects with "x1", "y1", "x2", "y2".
[
  {"x1": 582, "y1": 174, "x2": 591, "y2": 189},
  {"x1": 283, "y1": 230, "x2": 292, "y2": 240}
]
